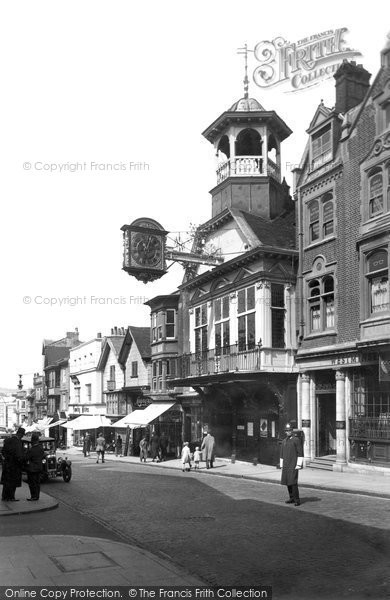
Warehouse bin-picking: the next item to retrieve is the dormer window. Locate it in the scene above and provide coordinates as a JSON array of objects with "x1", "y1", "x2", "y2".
[{"x1": 311, "y1": 124, "x2": 332, "y2": 170}]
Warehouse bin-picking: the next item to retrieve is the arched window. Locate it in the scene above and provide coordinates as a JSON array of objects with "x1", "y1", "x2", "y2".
[
  {"x1": 217, "y1": 135, "x2": 230, "y2": 161},
  {"x1": 235, "y1": 128, "x2": 262, "y2": 156},
  {"x1": 366, "y1": 250, "x2": 389, "y2": 314},
  {"x1": 308, "y1": 276, "x2": 335, "y2": 333},
  {"x1": 369, "y1": 169, "x2": 383, "y2": 216}
]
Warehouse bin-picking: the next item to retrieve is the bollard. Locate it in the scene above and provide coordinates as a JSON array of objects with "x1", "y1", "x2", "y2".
[
  {"x1": 231, "y1": 453, "x2": 236, "y2": 464},
  {"x1": 253, "y1": 457, "x2": 258, "y2": 466}
]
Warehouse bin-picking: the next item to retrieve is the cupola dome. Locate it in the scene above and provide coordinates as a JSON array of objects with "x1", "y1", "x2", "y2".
[{"x1": 229, "y1": 97, "x2": 265, "y2": 112}]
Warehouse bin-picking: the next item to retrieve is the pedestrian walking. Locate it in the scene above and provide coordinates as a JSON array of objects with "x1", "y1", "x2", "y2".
[
  {"x1": 115, "y1": 435, "x2": 123, "y2": 457},
  {"x1": 159, "y1": 432, "x2": 168, "y2": 461},
  {"x1": 150, "y1": 431, "x2": 161, "y2": 462},
  {"x1": 1, "y1": 426, "x2": 25, "y2": 501},
  {"x1": 83, "y1": 432, "x2": 91, "y2": 457},
  {"x1": 139, "y1": 436, "x2": 148, "y2": 462},
  {"x1": 181, "y1": 442, "x2": 191, "y2": 472},
  {"x1": 25, "y1": 432, "x2": 45, "y2": 501},
  {"x1": 201, "y1": 432, "x2": 215, "y2": 469},
  {"x1": 193, "y1": 446, "x2": 201, "y2": 469},
  {"x1": 96, "y1": 432, "x2": 106, "y2": 464},
  {"x1": 280, "y1": 423, "x2": 303, "y2": 506}
]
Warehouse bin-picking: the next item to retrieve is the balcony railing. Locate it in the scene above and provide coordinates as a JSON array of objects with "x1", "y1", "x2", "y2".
[
  {"x1": 177, "y1": 344, "x2": 262, "y2": 379},
  {"x1": 349, "y1": 416, "x2": 390, "y2": 440},
  {"x1": 216, "y1": 156, "x2": 280, "y2": 184}
]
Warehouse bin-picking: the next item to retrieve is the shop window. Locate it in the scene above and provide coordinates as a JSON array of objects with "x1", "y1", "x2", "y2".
[
  {"x1": 271, "y1": 284, "x2": 285, "y2": 348},
  {"x1": 214, "y1": 295, "x2": 230, "y2": 355},
  {"x1": 237, "y1": 286, "x2": 256, "y2": 351},
  {"x1": 366, "y1": 249, "x2": 389, "y2": 315},
  {"x1": 311, "y1": 124, "x2": 332, "y2": 170},
  {"x1": 308, "y1": 275, "x2": 335, "y2": 333}
]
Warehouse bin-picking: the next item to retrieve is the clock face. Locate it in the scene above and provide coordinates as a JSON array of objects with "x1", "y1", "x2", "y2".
[{"x1": 131, "y1": 232, "x2": 163, "y2": 268}]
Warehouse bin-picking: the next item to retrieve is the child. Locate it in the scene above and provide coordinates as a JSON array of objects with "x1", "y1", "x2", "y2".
[
  {"x1": 181, "y1": 442, "x2": 191, "y2": 472},
  {"x1": 193, "y1": 446, "x2": 201, "y2": 469}
]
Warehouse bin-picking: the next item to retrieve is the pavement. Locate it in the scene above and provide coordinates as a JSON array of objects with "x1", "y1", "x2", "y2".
[{"x1": 1, "y1": 448, "x2": 390, "y2": 586}]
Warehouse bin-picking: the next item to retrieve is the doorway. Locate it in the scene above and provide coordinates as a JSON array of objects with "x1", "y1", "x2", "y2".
[{"x1": 317, "y1": 394, "x2": 336, "y2": 456}]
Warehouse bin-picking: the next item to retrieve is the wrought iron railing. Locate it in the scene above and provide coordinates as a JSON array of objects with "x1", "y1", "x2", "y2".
[
  {"x1": 349, "y1": 416, "x2": 390, "y2": 440},
  {"x1": 177, "y1": 344, "x2": 261, "y2": 378}
]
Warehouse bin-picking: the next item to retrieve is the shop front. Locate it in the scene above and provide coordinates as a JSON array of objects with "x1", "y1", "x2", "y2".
[
  {"x1": 297, "y1": 349, "x2": 390, "y2": 470},
  {"x1": 183, "y1": 376, "x2": 297, "y2": 466}
]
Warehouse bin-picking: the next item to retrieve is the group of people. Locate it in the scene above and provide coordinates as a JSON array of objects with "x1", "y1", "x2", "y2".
[
  {"x1": 82, "y1": 432, "x2": 124, "y2": 462},
  {"x1": 139, "y1": 431, "x2": 169, "y2": 462},
  {"x1": 181, "y1": 432, "x2": 216, "y2": 472},
  {"x1": 1, "y1": 427, "x2": 46, "y2": 502}
]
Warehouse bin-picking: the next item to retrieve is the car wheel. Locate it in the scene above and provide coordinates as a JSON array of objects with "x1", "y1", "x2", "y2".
[{"x1": 62, "y1": 467, "x2": 72, "y2": 482}]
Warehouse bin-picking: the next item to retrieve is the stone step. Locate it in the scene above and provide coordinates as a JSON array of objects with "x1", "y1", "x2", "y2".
[{"x1": 307, "y1": 456, "x2": 336, "y2": 471}]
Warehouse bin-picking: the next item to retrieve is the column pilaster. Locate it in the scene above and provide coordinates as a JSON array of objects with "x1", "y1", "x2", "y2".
[
  {"x1": 334, "y1": 370, "x2": 347, "y2": 471},
  {"x1": 300, "y1": 373, "x2": 311, "y2": 464}
]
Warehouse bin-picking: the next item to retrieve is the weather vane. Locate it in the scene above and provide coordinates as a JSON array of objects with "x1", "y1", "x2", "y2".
[{"x1": 237, "y1": 43, "x2": 254, "y2": 99}]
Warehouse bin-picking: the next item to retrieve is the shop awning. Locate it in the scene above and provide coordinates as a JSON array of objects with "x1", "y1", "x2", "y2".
[
  {"x1": 112, "y1": 410, "x2": 147, "y2": 428},
  {"x1": 113, "y1": 402, "x2": 176, "y2": 428},
  {"x1": 61, "y1": 415, "x2": 112, "y2": 430},
  {"x1": 48, "y1": 419, "x2": 67, "y2": 428},
  {"x1": 24, "y1": 418, "x2": 53, "y2": 433}
]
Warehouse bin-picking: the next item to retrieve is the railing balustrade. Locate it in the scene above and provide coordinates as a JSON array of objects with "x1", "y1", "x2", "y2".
[
  {"x1": 349, "y1": 416, "x2": 390, "y2": 439},
  {"x1": 177, "y1": 344, "x2": 261, "y2": 378}
]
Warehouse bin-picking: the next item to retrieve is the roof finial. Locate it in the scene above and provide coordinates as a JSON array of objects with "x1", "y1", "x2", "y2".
[{"x1": 237, "y1": 44, "x2": 253, "y2": 99}]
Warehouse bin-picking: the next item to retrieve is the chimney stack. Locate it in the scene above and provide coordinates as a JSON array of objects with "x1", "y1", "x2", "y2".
[
  {"x1": 334, "y1": 60, "x2": 371, "y2": 115},
  {"x1": 97, "y1": 332, "x2": 102, "y2": 339}
]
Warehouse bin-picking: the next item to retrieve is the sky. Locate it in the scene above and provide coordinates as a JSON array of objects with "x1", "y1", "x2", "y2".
[{"x1": 1, "y1": 0, "x2": 388, "y2": 390}]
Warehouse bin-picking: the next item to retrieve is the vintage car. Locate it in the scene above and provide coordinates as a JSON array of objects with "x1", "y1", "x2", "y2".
[{"x1": 22, "y1": 435, "x2": 72, "y2": 482}]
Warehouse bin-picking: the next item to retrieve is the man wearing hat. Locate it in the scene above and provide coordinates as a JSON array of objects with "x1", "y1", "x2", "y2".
[
  {"x1": 1, "y1": 426, "x2": 26, "y2": 501},
  {"x1": 280, "y1": 423, "x2": 303, "y2": 506},
  {"x1": 25, "y1": 432, "x2": 45, "y2": 501}
]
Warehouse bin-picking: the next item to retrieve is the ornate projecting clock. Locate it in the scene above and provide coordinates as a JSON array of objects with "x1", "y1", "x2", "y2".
[{"x1": 121, "y1": 218, "x2": 167, "y2": 283}]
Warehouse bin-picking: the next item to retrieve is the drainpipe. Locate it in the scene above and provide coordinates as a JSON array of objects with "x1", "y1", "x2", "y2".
[{"x1": 292, "y1": 169, "x2": 304, "y2": 343}]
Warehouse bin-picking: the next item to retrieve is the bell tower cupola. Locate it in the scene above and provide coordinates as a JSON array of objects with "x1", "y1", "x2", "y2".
[{"x1": 202, "y1": 49, "x2": 293, "y2": 220}]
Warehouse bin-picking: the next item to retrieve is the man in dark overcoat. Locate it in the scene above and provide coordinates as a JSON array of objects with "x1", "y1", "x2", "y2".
[
  {"x1": 280, "y1": 423, "x2": 303, "y2": 506},
  {"x1": 150, "y1": 432, "x2": 161, "y2": 462},
  {"x1": 201, "y1": 432, "x2": 216, "y2": 469},
  {"x1": 1, "y1": 427, "x2": 26, "y2": 501},
  {"x1": 25, "y1": 432, "x2": 45, "y2": 501}
]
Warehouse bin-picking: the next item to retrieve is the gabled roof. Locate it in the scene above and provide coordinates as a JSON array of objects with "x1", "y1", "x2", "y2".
[
  {"x1": 307, "y1": 102, "x2": 334, "y2": 132},
  {"x1": 118, "y1": 326, "x2": 151, "y2": 365},
  {"x1": 96, "y1": 335, "x2": 126, "y2": 371}
]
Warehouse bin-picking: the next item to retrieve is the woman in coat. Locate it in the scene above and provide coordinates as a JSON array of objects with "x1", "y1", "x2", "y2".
[
  {"x1": 181, "y1": 442, "x2": 191, "y2": 472},
  {"x1": 139, "y1": 437, "x2": 148, "y2": 462},
  {"x1": 201, "y1": 432, "x2": 215, "y2": 469}
]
